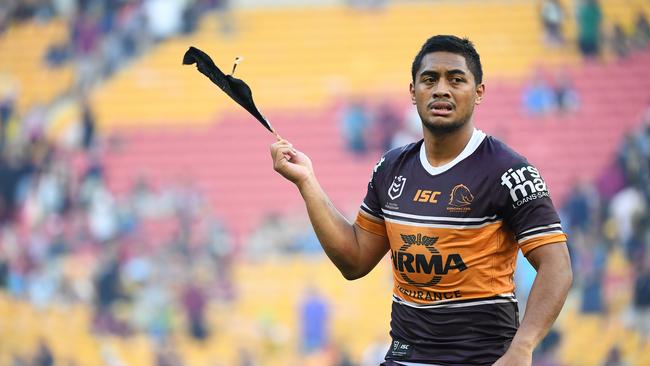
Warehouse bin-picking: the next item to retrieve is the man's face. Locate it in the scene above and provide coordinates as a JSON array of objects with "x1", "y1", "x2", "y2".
[{"x1": 410, "y1": 52, "x2": 484, "y2": 134}]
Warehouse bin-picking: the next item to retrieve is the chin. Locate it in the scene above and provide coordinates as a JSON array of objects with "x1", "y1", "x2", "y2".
[{"x1": 423, "y1": 119, "x2": 467, "y2": 134}]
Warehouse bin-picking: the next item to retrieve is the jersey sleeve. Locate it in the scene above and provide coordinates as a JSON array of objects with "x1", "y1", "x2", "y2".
[
  {"x1": 355, "y1": 156, "x2": 388, "y2": 237},
  {"x1": 497, "y1": 162, "x2": 567, "y2": 256}
]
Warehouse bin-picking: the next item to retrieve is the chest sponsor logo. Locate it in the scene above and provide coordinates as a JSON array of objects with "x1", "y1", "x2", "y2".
[
  {"x1": 413, "y1": 189, "x2": 441, "y2": 203},
  {"x1": 388, "y1": 175, "x2": 407, "y2": 200},
  {"x1": 391, "y1": 233, "x2": 467, "y2": 288},
  {"x1": 500, "y1": 165, "x2": 549, "y2": 208},
  {"x1": 447, "y1": 184, "x2": 474, "y2": 212}
]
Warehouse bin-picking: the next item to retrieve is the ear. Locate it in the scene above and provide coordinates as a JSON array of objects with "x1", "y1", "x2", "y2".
[
  {"x1": 410, "y1": 82, "x2": 416, "y2": 105},
  {"x1": 475, "y1": 84, "x2": 485, "y2": 105}
]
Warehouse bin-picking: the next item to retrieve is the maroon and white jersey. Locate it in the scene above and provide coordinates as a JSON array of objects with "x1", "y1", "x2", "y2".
[{"x1": 355, "y1": 129, "x2": 567, "y2": 365}]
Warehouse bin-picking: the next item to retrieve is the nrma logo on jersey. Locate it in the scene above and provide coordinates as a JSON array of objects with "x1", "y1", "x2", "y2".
[
  {"x1": 500, "y1": 165, "x2": 550, "y2": 208},
  {"x1": 391, "y1": 233, "x2": 467, "y2": 288}
]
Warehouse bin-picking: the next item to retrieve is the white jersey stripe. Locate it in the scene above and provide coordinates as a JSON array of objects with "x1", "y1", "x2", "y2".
[
  {"x1": 393, "y1": 295, "x2": 517, "y2": 310},
  {"x1": 519, "y1": 223, "x2": 563, "y2": 236},
  {"x1": 361, "y1": 202, "x2": 384, "y2": 219},
  {"x1": 518, "y1": 230, "x2": 565, "y2": 244},
  {"x1": 381, "y1": 209, "x2": 499, "y2": 223},
  {"x1": 385, "y1": 217, "x2": 501, "y2": 230}
]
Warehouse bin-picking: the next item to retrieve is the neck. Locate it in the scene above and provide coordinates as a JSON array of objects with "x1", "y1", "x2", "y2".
[{"x1": 422, "y1": 122, "x2": 475, "y2": 167}]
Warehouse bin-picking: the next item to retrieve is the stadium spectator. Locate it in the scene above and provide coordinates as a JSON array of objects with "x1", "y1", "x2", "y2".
[
  {"x1": 576, "y1": 0, "x2": 603, "y2": 58},
  {"x1": 299, "y1": 286, "x2": 330, "y2": 354},
  {"x1": 553, "y1": 71, "x2": 580, "y2": 115},
  {"x1": 143, "y1": 0, "x2": 185, "y2": 41},
  {"x1": 340, "y1": 100, "x2": 370, "y2": 155},
  {"x1": 372, "y1": 101, "x2": 402, "y2": 153},
  {"x1": 181, "y1": 279, "x2": 209, "y2": 340},
  {"x1": 11, "y1": 353, "x2": 29, "y2": 366},
  {"x1": 390, "y1": 107, "x2": 422, "y2": 149},
  {"x1": 601, "y1": 345, "x2": 629, "y2": 366},
  {"x1": 93, "y1": 247, "x2": 129, "y2": 335},
  {"x1": 0, "y1": 90, "x2": 16, "y2": 147},
  {"x1": 0, "y1": 2, "x2": 12, "y2": 34},
  {"x1": 633, "y1": 11, "x2": 650, "y2": 49},
  {"x1": 0, "y1": 250, "x2": 8, "y2": 289},
  {"x1": 80, "y1": 98, "x2": 96, "y2": 150},
  {"x1": 579, "y1": 247, "x2": 606, "y2": 314},
  {"x1": 609, "y1": 184, "x2": 646, "y2": 246},
  {"x1": 562, "y1": 181, "x2": 598, "y2": 233},
  {"x1": 0, "y1": 146, "x2": 34, "y2": 224},
  {"x1": 532, "y1": 329, "x2": 565, "y2": 366},
  {"x1": 154, "y1": 338, "x2": 185, "y2": 366},
  {"x1": 633, "y1": 257, "x2": 650, "y2": 346},
  {"x1": 523, "y1": 71, "x2": 555, "y2": 117},
  {"x1": 610, "y1": 23, "x2": 631, "y2": 58},
  {"x1": 33, "y1": 338, "x2": 54, "y2": 366},
  {"x1": 540, "y1": 0, "x2": 565, "y2": 45},
  {"x1": 71, "y1": 6, "x2": 101, "y2": 88},
  {"x1": 208, "y1": 0, "x2": 235, "y2": 36}
]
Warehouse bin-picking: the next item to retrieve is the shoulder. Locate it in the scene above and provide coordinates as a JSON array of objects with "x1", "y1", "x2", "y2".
[
  {"x1": 479, "y1": 135, "x2": 530, "y2": 172},
  {"x1": 372, "y1": 140, "x2": 422, "y2": 176}
]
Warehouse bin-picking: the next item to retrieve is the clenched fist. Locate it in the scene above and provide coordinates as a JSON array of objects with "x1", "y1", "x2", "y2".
[{"x1": 270, "y1": 139, "x2": 315, "y2": 187}]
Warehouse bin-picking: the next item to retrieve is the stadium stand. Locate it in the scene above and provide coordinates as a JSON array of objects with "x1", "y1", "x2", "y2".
[{"x1": 2, "y1": 1, "x2": 650, "y2": 365}]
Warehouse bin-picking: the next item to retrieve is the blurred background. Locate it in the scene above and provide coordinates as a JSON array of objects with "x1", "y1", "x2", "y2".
[{"x1": 1, "y1": 0, "x2": 650, "y2": 365}]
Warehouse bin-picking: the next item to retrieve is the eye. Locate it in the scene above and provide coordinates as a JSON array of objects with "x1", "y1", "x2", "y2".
[
  {"x1": 451, "y1": 77, "x2": 464, "y2": 83},
  {"x1": 422, "y1": 77, "x2": 434, "y2": 83}
]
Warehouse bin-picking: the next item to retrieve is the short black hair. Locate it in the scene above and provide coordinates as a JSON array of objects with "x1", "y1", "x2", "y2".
[{"x1": 411, "y1": 35, "x2": 483, "y2": 85}]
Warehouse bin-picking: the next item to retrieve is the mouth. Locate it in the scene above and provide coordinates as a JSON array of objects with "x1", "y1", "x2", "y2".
[{"x1": 428, "y1": 101, "x2": 454, "y2": 116}]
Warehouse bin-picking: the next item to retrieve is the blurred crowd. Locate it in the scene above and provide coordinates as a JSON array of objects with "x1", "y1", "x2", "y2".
[
  {"x1": 1, "y1": 1, "x2": 650, "y2": 366},
  {"x1": 0, "y1": 87, "x2": 240, "y2": 364},
  {"x1": 556, "y1": 103, "x2": 650, "y2": 364},
  {"x1": 539, "y1": 0, "x2": 650, "y2": 59},
  {"x1": 0, "y1": 0, "x2": 232, "y2": 91}
]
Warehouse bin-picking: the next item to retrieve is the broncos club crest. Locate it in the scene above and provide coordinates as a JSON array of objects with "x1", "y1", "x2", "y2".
[{"x1": 447, "y1": 184, "x2": 474, "y2": 212}]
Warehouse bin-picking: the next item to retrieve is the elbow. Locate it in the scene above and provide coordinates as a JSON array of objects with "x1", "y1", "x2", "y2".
[
  {"x1": 341, "y1": 270, "x2": 363, "y2": 281},
  {"x1": 340, "y1": 267, "x2": 367, "y2": 281},
  {"x1": 342, "y1": 273, "x2": 360, "y2": 281}
]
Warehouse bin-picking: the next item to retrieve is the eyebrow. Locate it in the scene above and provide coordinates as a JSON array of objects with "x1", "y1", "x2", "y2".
[{"x1": 419, "y1": 69, "x2": 467, "y2": 78}]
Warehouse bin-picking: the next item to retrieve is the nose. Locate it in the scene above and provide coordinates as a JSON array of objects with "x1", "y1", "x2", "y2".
[{"x1": 433, "y1": 79, "x2": 451, "y2": 99}]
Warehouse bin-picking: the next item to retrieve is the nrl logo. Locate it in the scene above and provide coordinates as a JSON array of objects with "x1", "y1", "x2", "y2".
[{"x1": 388, "y1": 175, "x2": 406, "y2": 200}]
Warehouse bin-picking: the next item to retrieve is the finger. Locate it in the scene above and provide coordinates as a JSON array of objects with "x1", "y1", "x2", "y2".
[
  {"x1": 271, "y1": 140, "x2": 292, "y2": 154},
  {"x1": 274, "y1": 140, "x2": 298, "y2": 155},
  {"x1": 273, "y1": 139, "x2": 292, "y2": 148},
  {"x1": 275, "y1": 146, "x2": 296, "y2": 160}
]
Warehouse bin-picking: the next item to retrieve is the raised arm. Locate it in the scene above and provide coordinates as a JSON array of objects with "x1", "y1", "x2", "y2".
[{"x1": 271, "y1": 139, "x2": 390, "y2": 280}]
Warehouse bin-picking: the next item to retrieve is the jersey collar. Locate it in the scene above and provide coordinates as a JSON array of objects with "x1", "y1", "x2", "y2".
[{"x1": 419, "y1": 128, "x2": 487, "y2": 176}]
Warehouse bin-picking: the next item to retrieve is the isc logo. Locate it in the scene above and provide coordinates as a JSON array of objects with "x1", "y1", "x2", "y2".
[{"x1": 413, "y1": 189, "x2": 441, "y2": 203}]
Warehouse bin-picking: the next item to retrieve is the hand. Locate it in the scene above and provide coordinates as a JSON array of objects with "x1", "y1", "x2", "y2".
[
  {"x1": 270, "y1": 139, "x2": 314, "y2": 187},
  {"x1": 492, "y1": 343, "x2": 532, "y2": 366}
]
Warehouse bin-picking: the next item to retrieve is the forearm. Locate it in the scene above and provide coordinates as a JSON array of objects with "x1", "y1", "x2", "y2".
[
  {"x1": 511, "y1": 253, "x2": 573, "y2": 351},
  {"x1": 298, "y1": 177, "x2": 362, "y2": 279}
]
